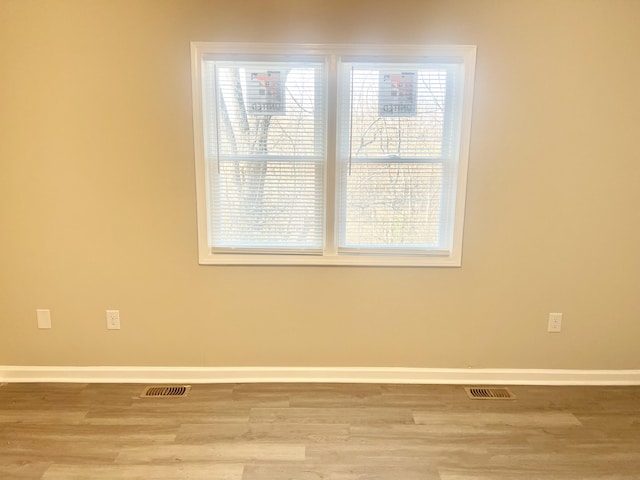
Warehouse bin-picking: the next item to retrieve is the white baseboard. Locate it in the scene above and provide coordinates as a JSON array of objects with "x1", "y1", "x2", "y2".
[{"x1": 1, "y1": 366, "x2": 640, "y2": 385}]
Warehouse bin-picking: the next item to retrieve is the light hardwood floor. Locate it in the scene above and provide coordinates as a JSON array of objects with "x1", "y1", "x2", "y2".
[{"x1": 1, "y1": 382, "x2": 639, "y2": 479}]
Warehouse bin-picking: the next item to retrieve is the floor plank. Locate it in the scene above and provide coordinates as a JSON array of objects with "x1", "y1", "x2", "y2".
[{"x1": 41, "y1": 463, "x2": 244, "y2": 480}]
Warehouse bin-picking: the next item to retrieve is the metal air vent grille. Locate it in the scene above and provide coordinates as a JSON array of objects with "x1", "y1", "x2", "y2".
[
  {"x1": 465, "y1": 387, "x2": 516, "y2": 400},
  {"x1": 140, "y1": 385, "x2": 191, "y2": 398}
]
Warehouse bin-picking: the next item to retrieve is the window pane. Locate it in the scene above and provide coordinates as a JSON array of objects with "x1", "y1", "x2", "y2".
[
  {"x1": 214, "y1": 62, "x2": 324, "y2": 157},
  {"x1": 348, "y1": 67, "x2": 449, "y2": 159},
  {"x1": 343, "y1": 162, "x2": 443, "y2": 248},
  {"x1": 214, "y1": 159, "x2": 324, "y2": 249}
]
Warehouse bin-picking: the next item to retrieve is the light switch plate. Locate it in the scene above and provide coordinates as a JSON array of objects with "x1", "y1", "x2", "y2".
[{"x1": 37, "y1": 309, "x2": 52, "y2": 329}]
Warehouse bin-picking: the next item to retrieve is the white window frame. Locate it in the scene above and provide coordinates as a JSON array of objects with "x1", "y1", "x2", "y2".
[{"x1": 191, "y1": 42, "x2": 476, "y2": 266}]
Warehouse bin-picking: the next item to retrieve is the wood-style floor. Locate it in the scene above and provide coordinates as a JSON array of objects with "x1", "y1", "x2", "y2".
[{"x1": 1, "y1": 382, "x2": 639, "y2": 479}]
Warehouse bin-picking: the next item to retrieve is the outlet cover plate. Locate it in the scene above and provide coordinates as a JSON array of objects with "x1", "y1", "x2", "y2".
[
  {"x1": 106, "y1": 310, "x2": 120, "y2": 330},
  {"x1": 548, "y1": 312, "x2": 562, "y2": 332}
]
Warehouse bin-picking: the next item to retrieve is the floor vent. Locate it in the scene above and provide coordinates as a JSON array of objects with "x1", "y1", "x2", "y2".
[
  {"x1": 465, "y1": 386, "x2": 516, "y2": 400},
  {"x1": 140, "y1": 385, "x2": 191, "y2": 398}
]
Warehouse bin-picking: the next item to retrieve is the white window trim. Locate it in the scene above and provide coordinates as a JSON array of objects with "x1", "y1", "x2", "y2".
[{"x1": 191, "y1": 43, "x2": 476, "y2": 267}]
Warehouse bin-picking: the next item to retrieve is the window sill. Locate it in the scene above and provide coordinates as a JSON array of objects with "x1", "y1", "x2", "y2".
[{"x1": 198, "y1": 251, "x2": 462, "y2": 267}]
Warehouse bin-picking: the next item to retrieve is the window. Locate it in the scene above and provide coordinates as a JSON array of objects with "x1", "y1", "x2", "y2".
[{"x1": 191, "y1": 43, "x2": 476, "y2": 266}]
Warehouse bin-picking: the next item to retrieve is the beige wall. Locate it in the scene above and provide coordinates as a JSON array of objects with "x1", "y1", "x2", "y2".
[{"x1": 1, "y1": 0, "x2": 639, "y2": 369}]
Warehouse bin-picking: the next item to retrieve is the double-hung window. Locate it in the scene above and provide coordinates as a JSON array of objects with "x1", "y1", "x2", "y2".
[{"x1": 191, "y1": 43, "x2": 476, "y2": 266}]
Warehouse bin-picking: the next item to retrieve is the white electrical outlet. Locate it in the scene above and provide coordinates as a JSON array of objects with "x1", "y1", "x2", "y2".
[
  {"x1": 36, "y1": 309, "x2": 52, "y2": 329},
  {"x1": 106, "y1": 310, "x2": 121, "y2": 330},
  {"x1": 548, "y1": 312, "x2": 562, "y2": 332}
]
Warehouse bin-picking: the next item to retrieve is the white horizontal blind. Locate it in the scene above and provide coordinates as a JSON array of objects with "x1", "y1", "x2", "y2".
[
  {"x1": 201, "y1": 59, "x2": 326, "y2": 252},
  {"x1": 337, "y1": 60, "x2": 463, "y2": 254}
]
